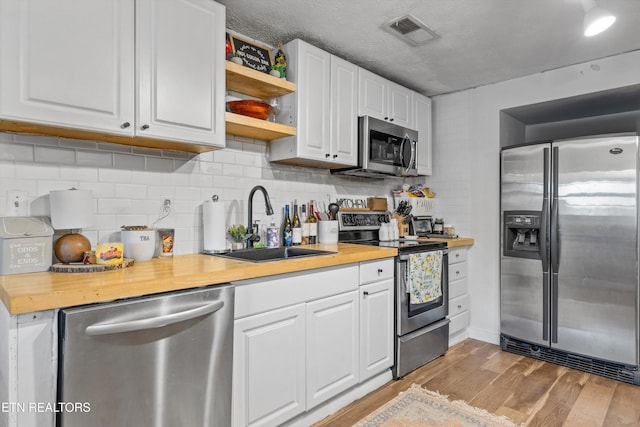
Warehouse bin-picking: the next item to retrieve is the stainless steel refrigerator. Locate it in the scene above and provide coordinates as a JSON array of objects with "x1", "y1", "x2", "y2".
[{"x1": 500, "y1": 134, "x2": 640, "y2": 384}]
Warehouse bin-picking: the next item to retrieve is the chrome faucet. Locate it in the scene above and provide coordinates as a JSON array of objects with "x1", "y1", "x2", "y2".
[{"x1": 247, "y1": 185, "x2": 274, "y2": 248}]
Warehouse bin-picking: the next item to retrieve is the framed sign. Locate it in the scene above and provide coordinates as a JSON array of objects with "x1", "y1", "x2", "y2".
[{"x1": 229, "y1": 34, "x2": 273, "y2": 73}]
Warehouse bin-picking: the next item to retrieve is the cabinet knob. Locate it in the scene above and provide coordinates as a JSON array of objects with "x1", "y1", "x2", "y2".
[
  {"x1": 456, "y1": 253, "x2": 460, "y2": 258},
  {"x1": 363, "y1": 291, "x2": 369, "y2": 296},
  {"x1": 120, "y1": 122, "x2": 130, "y2": 129},
  {"x1": 325, "y1": 153, "x2": 330, "y2": 158},
  {"x1": 377, "y1": 268, "x2": 383, "y2": 274},
  {"x1": 141, "y1": 124, "x2": 150, "y2": 130},
  {"x1": 456, "y1": 271, "x2": 460, "y2": 275},
  {"x1": 389, "y1": 118, "x2": 394, "y2": 122},
  {"x1": 332, "y1": 154, "x2": 338, "y2": 159},
  {"x1": 457, "y1": 304, "x2": 462, "y2": 309},
  {"x1": 384, "y1": 117, "x2": 389, "y2": 120}
]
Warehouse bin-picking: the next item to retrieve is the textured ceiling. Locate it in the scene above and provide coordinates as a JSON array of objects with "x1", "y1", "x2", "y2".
[{"x1": 218, "y1": 0, "x2": 640, "y2": 96}]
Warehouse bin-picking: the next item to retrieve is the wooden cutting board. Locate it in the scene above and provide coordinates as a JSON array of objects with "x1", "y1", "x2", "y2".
[{"x1": 50, "y1": 258, "x2": 135, "y2": 273}]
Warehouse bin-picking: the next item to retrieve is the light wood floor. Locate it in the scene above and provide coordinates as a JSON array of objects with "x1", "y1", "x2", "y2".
[{"x1": 313, "y1": 339, "x2": 640, "y2": 426}]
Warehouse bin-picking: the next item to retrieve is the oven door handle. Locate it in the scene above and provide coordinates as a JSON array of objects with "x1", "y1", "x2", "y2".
[{"x1": 399, "y1": 249, "x2": 448, "y2": 261}]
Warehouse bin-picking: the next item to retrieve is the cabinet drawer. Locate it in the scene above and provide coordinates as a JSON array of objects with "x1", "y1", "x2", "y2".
[
  {"x1": 449, "y1": 248, "x2": 467, "y2": 265},
  {"x1": 360, "y1": 258, "x2": 394, "y2": 284},
  {"x1": 448, "y1": 277, "x2": 468, "y2": 300},
  {"x1": 449, "y1": 294, "x2": 469, "y2": 317},
  {"x1": 234, "y1": 264, "x2": 359, "y2": 319},
  {"x1": 448, "y1": 261, "x2": 467, "y2": 282},
  {"x1": 449, "y1": 310, "x2": 470, "y2": 335}
]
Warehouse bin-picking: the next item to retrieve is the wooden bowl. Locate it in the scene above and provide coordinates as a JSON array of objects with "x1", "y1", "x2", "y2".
[{"x1": 228, "y1": 100, "x2": 271, "y2": 120}]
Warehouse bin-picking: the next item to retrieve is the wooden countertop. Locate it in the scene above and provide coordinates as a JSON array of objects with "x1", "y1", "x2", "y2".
[
  {"x1": 418, "y1": 237, "x2": 475, "y2": 248},
  {"x1": 0, "y1": 243, "x2": 397, "y2": 315},
  {"x1": 0, "y1": 237, "x2": 473, "y2": 315}
]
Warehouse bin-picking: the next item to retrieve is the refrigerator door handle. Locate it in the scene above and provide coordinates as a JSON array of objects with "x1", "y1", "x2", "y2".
[
  {"x1": 550, "y1": 146, "x2": 559, "y2": 343},
  {"x1": 540, "y1": 148, "x2": 549, "y2": 272},
  {"x1": 540, "y1": 147, "x2": 550, "y2": 341},
  {"x1": 551, "y1": 146, "x2": 560, "y2": 273}
]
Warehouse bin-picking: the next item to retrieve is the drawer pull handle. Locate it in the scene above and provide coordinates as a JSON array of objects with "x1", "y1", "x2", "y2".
[
  {"x1": 377, "y1": 268, "x2": 383, "y2": 274},
  {"x1": 456, "y1": 270, "x2": 460, "y2": 275},
  {"x1": 457, "y1": 304, "x2": 462, "y2": 309},
  {"x1": 363, "y1": 291, "x2": 369, "y2": 296}
]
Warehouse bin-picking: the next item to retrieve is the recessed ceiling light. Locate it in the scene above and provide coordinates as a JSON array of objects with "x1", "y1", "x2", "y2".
[{"x1": 582, "y1": 0, "x2": 616, "y2": 37}]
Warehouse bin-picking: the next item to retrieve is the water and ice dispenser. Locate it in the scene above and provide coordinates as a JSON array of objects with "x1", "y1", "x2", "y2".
[{"x1": 503, "y1": 211, "x2": 542, "y2": 259}]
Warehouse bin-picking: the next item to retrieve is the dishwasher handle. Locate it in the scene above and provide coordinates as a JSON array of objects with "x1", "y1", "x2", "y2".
[{"x1": 85, "y1": 300, "x2": 225, "y2": 336}]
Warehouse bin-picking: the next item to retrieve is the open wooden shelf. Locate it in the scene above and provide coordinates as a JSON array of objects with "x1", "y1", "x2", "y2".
[
  {"x1": 225, "y1": 61, "x2": 296, "y2": 99},
  {"x1": 225, "y1": 112, "x2": 296, "y2": 141},
  {"x1": 225, "y1": 61, "x2": 297, "y2": 141}
]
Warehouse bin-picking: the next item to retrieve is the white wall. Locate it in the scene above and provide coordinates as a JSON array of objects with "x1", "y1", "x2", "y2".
[
  {"x1": 433, "y1": 50, "x2": 640, "y2": 344},
  {"x1": 0, "y1": 132, "x2": 420, "y2": 254}
]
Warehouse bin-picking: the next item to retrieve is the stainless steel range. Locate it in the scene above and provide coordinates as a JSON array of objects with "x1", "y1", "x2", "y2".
[{"x1": 337, "y1": 210, "x2": 450, "y2": 378}]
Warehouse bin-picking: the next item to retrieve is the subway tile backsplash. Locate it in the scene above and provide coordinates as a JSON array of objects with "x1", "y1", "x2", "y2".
[{"x1": 0, "y1": 131, "x2": 420, "y2": 254}]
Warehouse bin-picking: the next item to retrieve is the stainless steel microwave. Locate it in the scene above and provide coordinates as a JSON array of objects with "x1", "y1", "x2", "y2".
[{"x1": 332, "y1": 116, "x2": 418, "y2": 178}]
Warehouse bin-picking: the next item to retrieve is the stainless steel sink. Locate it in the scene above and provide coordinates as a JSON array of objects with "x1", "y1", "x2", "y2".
[{"x1": 213, "y1": 247, "x2": 336, "y2": 262}]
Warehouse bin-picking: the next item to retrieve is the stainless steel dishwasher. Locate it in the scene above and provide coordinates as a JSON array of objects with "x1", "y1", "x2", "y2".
[{"x1": 58, "y1": 285, "x2": 234, "y2": 427}]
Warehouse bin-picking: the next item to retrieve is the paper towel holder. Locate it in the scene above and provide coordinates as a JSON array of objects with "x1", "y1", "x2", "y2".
[{"x1": 202, "y1": 194, "x2": 229, "y2": 255}]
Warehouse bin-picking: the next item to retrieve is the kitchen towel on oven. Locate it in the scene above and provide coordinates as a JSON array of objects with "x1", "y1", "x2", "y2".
[{"x1": 406, "y1": 251, "x2": 443, "y2": 304}]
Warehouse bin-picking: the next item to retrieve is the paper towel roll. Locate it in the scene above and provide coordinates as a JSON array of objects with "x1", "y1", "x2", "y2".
[{"x1": 203, "y1": 199, "x2": 226, "y2": 252}]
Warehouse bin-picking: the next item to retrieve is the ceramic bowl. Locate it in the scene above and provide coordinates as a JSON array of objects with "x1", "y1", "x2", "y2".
[{"x1": 227, "y1": 100, "x2": 271, "y2": 120}]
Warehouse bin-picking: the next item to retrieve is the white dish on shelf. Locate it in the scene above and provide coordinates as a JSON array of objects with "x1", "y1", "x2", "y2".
[{"x1": 402, "y1": 235, "x2": 418, "y2": 240}]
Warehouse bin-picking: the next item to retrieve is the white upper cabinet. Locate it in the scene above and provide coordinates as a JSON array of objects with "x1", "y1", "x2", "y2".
[
  {"x1": 136, "y1": 0, "x2": 225, "y2": 146},
  {"x1": 330, "y1": 55, "x2": 359, "y2": 166},
  {"x1": 358, "y1": 68, "x2": 412, "y2": 128},
  {"x1": 292, "y1": 40, "x2": 331, "y2": 161},
  {"x1": 270, "y1": 39, "x2": 358, "y2": 168},
  {"x1": 0, "y1": 0, "x2": 135, "y2": 134},
  {"x1": 412, "y1": 92, "x2": 433, "y2": 176},
  {"x1": 0, "y1": 0, "x2": 225, "y2": 150}
]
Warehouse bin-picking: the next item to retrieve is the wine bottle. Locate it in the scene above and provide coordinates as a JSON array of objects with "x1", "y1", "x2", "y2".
[
  {"x1": 301, "y1": 204, "x2": 310, "y2": 245},
  {"x1": 292, "y1": 201, "x2": 302, "y2": 245},
  {"x1": 308, "y1": 200, "x2": 318, "y2": 244},
  {"x1": 283, "y1": 204, "x2": 293, "y2": 247}
]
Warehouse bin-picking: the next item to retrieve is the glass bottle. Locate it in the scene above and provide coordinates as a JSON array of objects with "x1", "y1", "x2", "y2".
[
  {"x1": 292, "y1": 201, "x2": 302, "y2": 245},
  {"x1": 283, "y1": 204, "x2": 293, "y2": 246},
  {"x1": 301, "y1": 204, "x2": 310, "y2": 245},
  {"x1": 307, "y1": 200, "x2": 318, "y2": 244}
]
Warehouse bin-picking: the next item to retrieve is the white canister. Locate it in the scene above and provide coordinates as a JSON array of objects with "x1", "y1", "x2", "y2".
[
  {"x1": 318, "y1": 221, "x2": 339, "y2": 244},
  {"x1": 121, "y1": 229, "x2": 156, "y2": 261}
]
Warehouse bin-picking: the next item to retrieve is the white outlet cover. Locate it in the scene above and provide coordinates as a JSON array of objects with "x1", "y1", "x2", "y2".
[{"x1": 7, "y1": 190, "x2": 28, "y2": 216}]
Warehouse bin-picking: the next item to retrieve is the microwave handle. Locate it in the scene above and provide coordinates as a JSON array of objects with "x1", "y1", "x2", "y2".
[{"x1": 400, "y1": 134, "x2": 416, "y2": 174}]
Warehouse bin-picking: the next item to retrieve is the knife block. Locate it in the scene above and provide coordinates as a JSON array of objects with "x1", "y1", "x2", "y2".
[{"x1": 391, "y1": 213, "x2": 410, "y2": 237}]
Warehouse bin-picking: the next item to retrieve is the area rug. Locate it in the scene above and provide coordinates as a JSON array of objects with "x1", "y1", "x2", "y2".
[{"x1": 354, "y1": 384, "x2": 521, "y2": 427}]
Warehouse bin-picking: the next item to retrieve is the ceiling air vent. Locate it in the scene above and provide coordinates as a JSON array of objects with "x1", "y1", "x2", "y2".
[{"x1": 384, "y1": 14, "x2": 440, "y2": 46}]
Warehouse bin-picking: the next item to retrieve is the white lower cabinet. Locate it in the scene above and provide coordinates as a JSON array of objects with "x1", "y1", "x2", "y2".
[
  {"x1": 359, "y1": 278, "x2": 394, "y2": 381},
  {"x1": 448, "y1": 247, "x2": 470, "y2": 346},
  {"x1": 232, "y1": 259, "x2": 394, "y2": 427},
  {"x1": 233, "y1": 304, "x2": 306, "y2": 427},
  {"x1": 358, "y1": 258, "x2": 394, "y2": 382},
  {"x1": 306, "y1": 291, "x2": 359, "y2": 408},
  {"x1": 0, "y1": 308, "x2": 58, "y2": 427}
]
